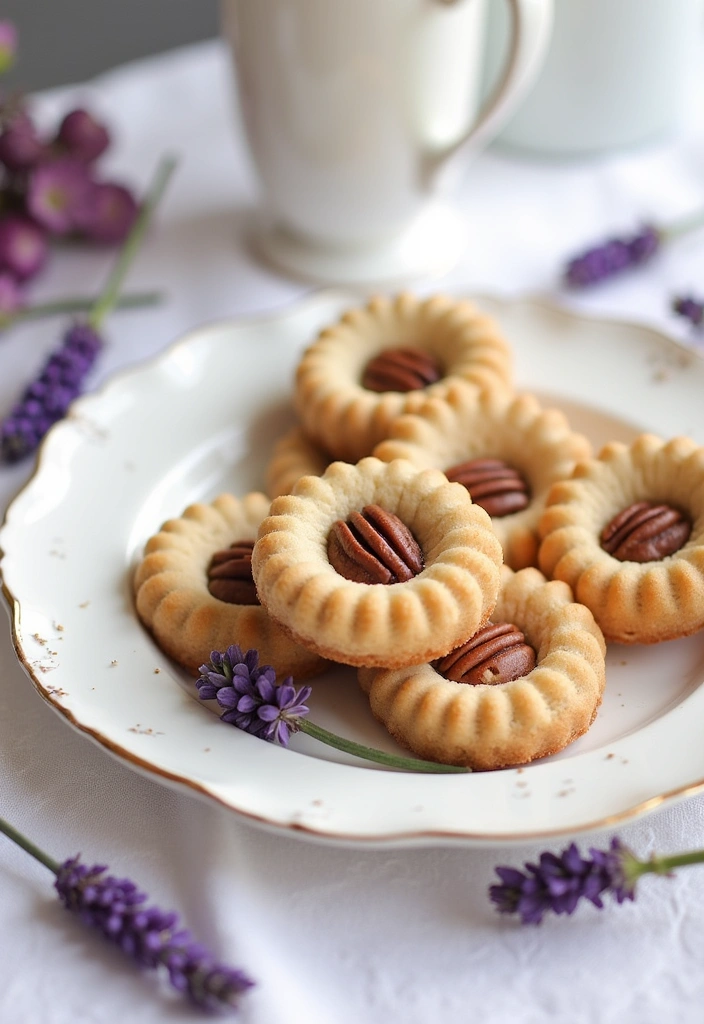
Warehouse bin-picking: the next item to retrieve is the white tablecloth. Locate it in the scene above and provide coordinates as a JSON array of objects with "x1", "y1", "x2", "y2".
[{"x1": 3, "y1": 39, "x2": 704, "y2": 1024}]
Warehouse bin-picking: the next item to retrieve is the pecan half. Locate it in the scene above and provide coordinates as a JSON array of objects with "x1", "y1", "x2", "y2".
[
  {"x1": 600, "y1": 501, "x2": 691, "y2": 562},
  {"x1": 445, "y1": 457, "x2": 530, "y2": 517},
  {"x1": 362, "y1": 347, "x2": 442, "y2": 393},
  {"x1": 435, "y1": 622, "x2": 536, "y2": 685},
  {"x1": 207, "y1": 539, "x2": 260, "y2": 604},
  {"x1": 327, "y1": 504, "x2": 424, "y2": 584}
]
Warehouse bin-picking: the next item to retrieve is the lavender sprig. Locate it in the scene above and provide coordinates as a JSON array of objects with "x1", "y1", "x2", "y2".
[
  {"x1": 563, "y1": 225, "x2": 660, "y2": 288},
  {"x1": 197, "y1": 645, "x2": 470, "y2": 774},
  {"x1": 672, "y1": 294, "x2": 704, "y2": 330},
  {"x1": 0, "y1": 154, "x2": 175, "y2": 463},
  {"x1": 489, "y1": 836, "x2": 704, "y2": 924},
  {"x1": 563, "y1": 206, "x2": 704, "y2": 289},
  {"x1": 1, "y1": 321, "x2": 102, "y2": 461},
  {"x1": 0, "y1": 814, "x2": 255, "y2": 1012}
]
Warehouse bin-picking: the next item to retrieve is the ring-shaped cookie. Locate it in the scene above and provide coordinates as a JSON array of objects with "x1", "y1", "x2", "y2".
[
  {"x1": 359, "y1": 567, "x2": 606, "y2": 770},
  {"x1": 266, "y1": 426, "x2": 333, "y2": 499},
  {"x1": 294, "y1": 292, "x2": 513, "y2": 463},
  {"x1": 251, "y1": 457, "x2": 504, "y2": 668},
  {"x1": 133, "y1": 492, "x2": 327, "y2": 678},
  {"x1": 373, "y1": 382, "x2": 591, "y2": 570},
  {"x1": 538, "y1": 433, "x2": 704, "y2": 644}
]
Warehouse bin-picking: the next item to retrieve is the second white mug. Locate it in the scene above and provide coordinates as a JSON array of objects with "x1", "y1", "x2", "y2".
[{"x1": 485, "y1": 0, "x2": 704, "y2": 158}]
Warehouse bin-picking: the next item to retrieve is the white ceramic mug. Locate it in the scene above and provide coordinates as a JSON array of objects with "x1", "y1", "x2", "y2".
[
  {"x1": 221, "y1": 0, "x2": 553, "y2": 283},
  {"x1": 485, "y1": 0, "x2": 704, "y2": 157}
]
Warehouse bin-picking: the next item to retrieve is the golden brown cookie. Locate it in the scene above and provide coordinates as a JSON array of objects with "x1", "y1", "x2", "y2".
[
  {"x1": 294, "y1": 292, "x2": 513, "y2": 463},
  {"x1": 359, "y1": 566, "x2": 606, "y2": 770},
  {"x1": 373, "y1": 382, "x2": 591, "y2": 571},
  {"x1": 266, "y1": 426, "x2": 333, "y2": 499},
  {"x1": 538, "y1": 433, "x2": 704, "y2": 644},
  {"x1": 251, "y1": 457, "x2": 504, "y2": 668},
  {"x1": 133, "y1": 492, "x2": 327, "y2": 678}
]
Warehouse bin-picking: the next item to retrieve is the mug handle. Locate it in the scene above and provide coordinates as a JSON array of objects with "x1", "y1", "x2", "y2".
[{"x1": 425, "y1": 0, "x2": 554, "y2": 190}]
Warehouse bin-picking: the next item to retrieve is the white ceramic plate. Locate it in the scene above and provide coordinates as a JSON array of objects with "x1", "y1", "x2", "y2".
[{"x1": 3, "y1": 290, "x2": 704, "y2": 848}]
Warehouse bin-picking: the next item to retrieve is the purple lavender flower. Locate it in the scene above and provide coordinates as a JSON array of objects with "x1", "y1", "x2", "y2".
[
  {"x1": 197, "y1": 646, "x2": 311, "y2": 745},
  {"x1": 56, "y1": 108, "x2": 111, "y2": 163},
  {"x1": 256, "y1": 677, "x2": 313, "y2": 745},
  {"x1": 0, "y1": 271, "x2": 22, "y2": 314},
  {"x1": 0, "y1": 114, "x2": 44, "y2": 171},
  {"x1": 197, "y1": 645, "x2": 471, "y2": 772},
  {"x1": 564, "y1": 225, "x2": 660, "y2": 288},
  {"x1": 490, "y1": 838, "x2": 637, "y2": 924},
  {"x1": 0, "y1": 155, "x2": 175, "y2": 461},
  {"x1": 54, "y1": 855, "x2": 255, "y2": 1011},
  {"x1": 672, "y1": 294, "x2": 704, "y2": 329},
  {"x1": 0, "y1": 321, "x2": 101, "y2": 461},
  {"x1": 26, "y1": 159, "x2": 91, "y2": 235},
  {"x1": 75, "y1": 181, "x2": 139, "y2": 244},
  {"x1": 0, "y1": 20, "x2": 17, "y2": 74},
  {"x1": 0, "y1": 213, "x2": 48, "y2": 281}
]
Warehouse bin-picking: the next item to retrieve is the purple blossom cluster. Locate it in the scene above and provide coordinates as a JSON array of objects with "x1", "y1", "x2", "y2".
[
  {"x1": 0, "y1": 23, "x2": 138, "y2": 313},
  {"x1": 672, "y1": 294, "x2": 704, "y2": 330},
  {"x1": 489, "y1": 838, "x2": 636, "y2": 924},
  {"x1": 0, "y1": 154, "x2": 173, "y2": 462},
  {"x1": 55, "y1": 855, "x2": 255, "y2": 1011},
  {"x1": 563, "y1": 225, "x2": 660, "y2": 288},
  {"x1": 197, "y1": 645, "x2": 311, "y2": 746},
  {"x1": 0, "y1": 321, "x2": 101, "y2": 461}
]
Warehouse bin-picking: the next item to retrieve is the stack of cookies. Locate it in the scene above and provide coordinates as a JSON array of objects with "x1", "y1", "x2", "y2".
[{"x1": 135, "y1": 292, "x2": 704, "y2": 770}]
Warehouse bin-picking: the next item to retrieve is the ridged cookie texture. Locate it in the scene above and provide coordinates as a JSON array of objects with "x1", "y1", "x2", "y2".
[
  {"x1": 359, "y1": 567, "x2": 606, "y2": 770},
  {"x1": 373, "y1": 381, "x2": 591, "y2": 571},
  {"x1": 251, "y1": 457, "x2": 504, "y2": 668},
  {"x1": 538, "y1": 433, "x2": 704, "y2": 644},
  {"x1": 294, "y1": 292, "x2": 514, "y2": 463},
  {"x1": 266, "y1": 425, "x2": 332, "y2": 499},
  {"x1": 133, "y1": 492, "x2": 327, "y2": 679}
]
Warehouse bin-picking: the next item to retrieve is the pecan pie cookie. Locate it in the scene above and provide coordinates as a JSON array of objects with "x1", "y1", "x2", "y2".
[
  {"x1": 266, "y1": 426, "x2": 333, "y2": 499},
  {"x1": 293, "y1": 292, "x2": 513, "y2": 463},
  {"x1": 251, "y1": 457, "x2": 504, "y2": 668},
  {"x1": 373, "y1": 382, "x2": 591, "y2": 570},
  {"x1": 358, "y1": 567, "x2": 606, "y2": 770},
  {"x1": 538, "y1": 433, "x2": 704, "y2": 644},
  {"x1": 133, "y1": 492, "x2": 327, "y2": 678}
]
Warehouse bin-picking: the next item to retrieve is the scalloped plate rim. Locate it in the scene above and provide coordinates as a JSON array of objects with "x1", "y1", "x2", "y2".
[{"x1": 2, "y1": 288, "x2": 704, "y2": 848}]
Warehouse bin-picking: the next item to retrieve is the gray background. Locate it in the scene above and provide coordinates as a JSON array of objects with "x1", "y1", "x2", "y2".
[{"x1": 2, "y1": 0, "x2": 219, "y2": 91}]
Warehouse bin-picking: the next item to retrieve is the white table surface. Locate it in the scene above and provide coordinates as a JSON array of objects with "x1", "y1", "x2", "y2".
[{"x1": 3, "y1": 38, "x2": 704, "y2": 1024}]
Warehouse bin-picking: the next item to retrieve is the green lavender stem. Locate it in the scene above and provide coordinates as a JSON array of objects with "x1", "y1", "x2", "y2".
[
  {"x1": 0, "y1": 815, "x2": 59, "y2": 873},
  {"x1": 299, "y1": 719, "x2": 470, "y2": 774},
  {"x1": 88, "y1": 154, "x2": 177, "y2": 331},
  {"x1": 634, "y1": 848, "x2": 704, "y2": 879},
  {"x1": 4, "y1": 291, "x2": 163, "y2": 328},
  {"x1": 660, "y1": 206, "x2": 704, "y2": 242}
]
